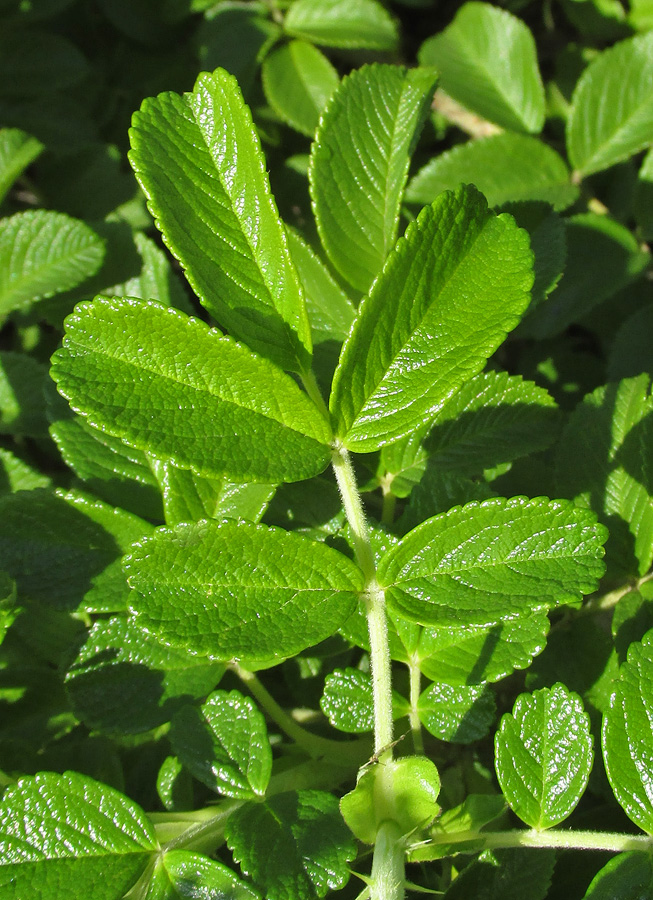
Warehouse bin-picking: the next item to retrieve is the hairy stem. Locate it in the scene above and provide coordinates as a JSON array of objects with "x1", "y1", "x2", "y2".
[
  {"x1": 412, "y1": 827, "x2": 653, "y2": 857},
  {"x1": 408, "y1": 659, "x2": 424, "y2": 756},
  {"x1": 371, "y1": 821, "x2": 406, "y2": 900}
]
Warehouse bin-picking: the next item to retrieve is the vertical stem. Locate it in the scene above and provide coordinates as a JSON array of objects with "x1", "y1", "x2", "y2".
[
  {"x1": 408, "y1": 659, "x2": 424, "y2": 756},
  {"x1": 370, "y1": 821, "x2": 405, "y2": 900}
]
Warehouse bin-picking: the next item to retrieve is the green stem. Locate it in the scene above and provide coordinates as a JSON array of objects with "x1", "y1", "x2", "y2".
[
  {"x1": 232, "y1": 662, "x2": 369, "y2": 766},
  {"x1": 302, "y1": 370, "x2": 331, "y2": 424},
  {"x1": 408, "y1": 659, "x2": 424, "y2": 756},
  {"x1": 371, "y1": 821, "x2": 406, "y2": 900},
  {"x1": 381, "y1": 490, "x2": 397, "y2": 527},
  {"x1": 413, "y1": 827, "x2": 653, "y2": 856}
]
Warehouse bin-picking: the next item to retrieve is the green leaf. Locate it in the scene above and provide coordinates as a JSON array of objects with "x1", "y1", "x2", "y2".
[
  {"x1": 226, "y1": 790, "x2": 355, "y2": 900},
  {"x1": 129, "y1": 68, "x2": 311, "y2": 373},
  {"x1": 157, "y1": 756, "x2": 194, "y2": 813},
  {"x1": 340, "y1": 756, "x2": 440, "y2": 843},
  {"x1": 634, "y1": 148, "x2": 653, "y2": 240},
  {"x1": 0, "y1": 352, "x2": 48, "y2": 436},
  {"x1": 262, "y1": 40, "x2": 338, "y2": 137},
  {"x1": 310, "y1": 64, "x2": 438, "y2": 293},
  {"x1": 609, "y1": 303, "x2": 653, "y2": 383},
  {"x1": 567, "y1": 31, "x2": 653, "y2": 176},
  {"x1": 0, "y1": 771, "x2": 158, "y2": 899},
  {"x1": 519, "y1": 213, "x2": 649, "y2": 339},
  {"x1": 408, "y1": 794, "x2": 506, "y2": 861},
  {"x1": 169, "y1": 689, "x2": 272, "y2": 798},
  {"x1": 418, "y1": 681, "x2": 495, "y2": 743},
  {"x1": 0, "y1": 210, "x2": 104, "y2": 321},
  {"x1": 146, "y1": 850, "x2": 259, "y2": 900},
  {"x1": 0, "y1": 29, "x2": 90, "y2": 98},
  {"x1": 284, "y1": 0, "x2": 398, "y2": 50},
  {"x1": 0, "y1": 447, "x2": 51, "y2": 495},
  {"x1": 583, "y1": 853, "x2": 653, "y2": 900},
  {"x1": 320, "y1": 668, "x2": 409, "y2": 733},
  {"x1": 378, "y1": 496, "x2": 606, "y2": 628},
  {"x1": 0, "y1": 127, "x2": 43, "y2": 205},
  {"x1": 406, "y1": 134, "x2": 578, "y2": 211},
  {"x1": 112, "y1": 232, "x2": 193, "y2": 315},
  {"x1": 416, "y1": 612, "x2": 549, "y2": 685},
  {"x1": 125, "y1": 518, "x2": 363, "y2": 662},
  {"x1": 603, "y1": 629, "x2": 653, "y2": 833},
  {"x1": 556, "y1": 375, "x2": 653, "y2": 576},
  {"x1": 65, "y1": 616, "x2": 224, "y2": 735},
  {"x1": 331, "y1": 185, "x2": 533, "y2": 451},
  {"x1": 442, "y1": 848, "x2": 555, "y2": 900},
  {"x1": 0, "y1": 488, "x2": 152, "y2": 613},
  {"x1": 0, "y1": 571, "x2": 17, "y2": 647},
  {"x1": 495, "y1": 683, "x2": 593, "y2": 829},
  {"x1": 51, "y1": 297, "x2": 332, "y2": 484},
  {"x1": 419, "y1": 2, "x2": 545, "y2": 133}
]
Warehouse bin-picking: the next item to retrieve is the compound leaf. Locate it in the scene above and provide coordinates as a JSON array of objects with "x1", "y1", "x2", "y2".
[
  {"x1": 378, "y1": 496, "x2": 606, "y2": 628},
  {"x1": 419, "y1": 2, "x2": 545, "y2": 133},
  {"x1": 262, "y1": 40, "x2": 338, "y2": 137},
  {"x1": 0, "y1": 771, "x2": 157, "y2": 899},
  {"x1": 0, "y1": 210, "x2": 104, "y2": 321},
  {"x1": 124, "y1": 519, "x2": 363, "y2": 662},
  {"x1": 406, "y1": 134, "x2": 577, "y2": 212},
  {"x1": 130, "y1": 67, "x2": 311, "y2": 373},
  {"x1": 51, "y1": 297, "x2": 332, "y2": 484},
  {"x1": 146, "y1": 851, "x2": 259, "y2": 900},
  {"x1": 567, "y1": 31, "x2": 653, "y2": 176},
  {"x1": 330, "y1": 185, "x2": 533, "y2": 452},
  {"x1": 226, "y1": 790, "x2": 355, "y2": 900},
  {"x1": 495, "y1": 683, "x2": 593, "y2": 829},
  {"x1": 310, "y1": 64, "x2": 438, "y2": 294},
  {"x1": 284, "y1": 0, "x2": 398, "y2": 50},
  {"x1": 169, "y1": 689, "x2": 271, "y2": 799},
  {"x1": 603, "y1": 629, "x2": 653, "y2": 833}
]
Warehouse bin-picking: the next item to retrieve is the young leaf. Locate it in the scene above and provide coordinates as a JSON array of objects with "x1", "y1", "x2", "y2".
[
  {"x1": 0, "y1": 770, "x2": 158, "y2": 899},
  {"x1": 262, "y1": 40, "x2": 338, "y2": 137},
  {"x1": 146, "y1": 850, "x2": 259, "y2": 900},
  {"x1": 169, "y1": 689, "x2": 271, "y2": 799},
  {"x1": 124, "y1": 519, "x2": 363, "y2": 662},
  {"x1": 567, "y1": 31, "x2": 653, "y2": 176},
  {"x1": 495, "y1": 683, "x2": 593, "y2": 829},
  {"x1": 226, "y1": 790, "x2": 355, "y2": 900},
  {"x1": 330, "y1": 185, "x2": 533, "y2": 451},
  {"x1": 310, "y1": 64, "x2": 438, "y2": 294},
  {"x1": 378, "y1": 496, "x2": 606, "y2": 628},
  {"x1": 418, "y1": 681, "x2": 496, "y2": 743},
  {"x1": 583, "y1": 852, "x2": 653, "y2": 899},
  {"x1": 65, "y1": 616, "x2": 224, "y2": 735},
  {"x1": 406, "y1": 134, "x2": 578, "y2": 211},
  {"x1": 51, "y1": 297, "x2": 332, "y2": 484},
  {"x1": 0, "y1": 127, "x2": 43, "y2": 204},
  {"x1": 419, "y1": 2, "x2": 545, "y2": 133},
  {"x1": 0, "y1": 210, "x2": 104, "y2": 321},
  {"x1": 320, "y1": 668, "x2": 409, "y2": 733},
  {"x1": 284, "y1": 0, "x2": 398, "y2": 51},
  {"x1": 129, "y1": 67, "x2": 311, "y2": 373},
  {"x1": 603, "y1": 629, "x2": 653, "y2": 833}
]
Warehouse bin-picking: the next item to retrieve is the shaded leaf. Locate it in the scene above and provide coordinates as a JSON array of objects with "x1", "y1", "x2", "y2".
[
  {"x1": 146, "y1": 850, "x2": 259, "y2": 900},
  {"x1": 443, "y1": 848, "x2": 555, "y2": 900},
  {"x1": 583, "y1": 853, "x2": 653, "y2": 899},
  {"x1": 263, "y1": 41, "x2": 338, "y2": 137},
  {"x1": 418, "y1": 681, "x2": 495, "y2": 743},
  {"x1": 0, "y1": 127, "x2": 43, "y2": 205}
]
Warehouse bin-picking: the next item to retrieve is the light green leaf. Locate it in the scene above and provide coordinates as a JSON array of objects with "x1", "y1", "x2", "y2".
[
  {"x1": 0, "y1": 771, "x2": 158, "y2": 899},
  {"x1": 0, "y1": 128, "x2": 43, "y2": 205},
  {"x1": 157, "y1": 756, "x2": 193, "y2": 813},
  {"x1": 567, "y1": 31, "x2": 653, "y2": 176},
  {"x1": 378, "y1": 496, "x2": 606, "y2": 628},
  {"x1": 169, "y1": 689, "x2": 271, "y2": 798},
  {"x1": 416, "y1": 612, "x2": 549, "y2": 685},
  {"x1": 603, "y1": 629, "x2": 653, "y2": 833},
  {"x1": 112, "y1": 232, "x2": 193, "y2": 314},
  {"x1": 226, "y1": 790, "x2": 355, "y2": 900},
  {"x1": 0, "y1": 488, "x2": 152, "y2": 613},
  {"x1": 419, "y1": 2, "x2": 545, "y2": 133},
  {"x1": 51, "y1": 297, "x2": 332, "y2": 484},
  {"x1": 146, "y1": 850, "x2": 259, "y2": 900},
  {"x1": 129, "y1": 67, "x2": 311, "y2": 372},
  {"x1": 124, "y1": 519, "x2": 363, "y2": 662},
  {"x1": 0, "y1": 352, "x2": 48, "y2": 436},
  {"x1": 262, "y1": 40, "x2": 338, "y2": 137},
  {"x1": 330, "y1": 185, "x2": 533, "y2": 452},
  {"x1": 340, "y1": 757, "x2": 440, "y2": 843},
  {"x1": 635, "y1": 148, "x2": 653, "y2": 240},
  {"x1": 310, "y1": 64, "x2": 438, "y2": 293},
  {"x1": 630, "y1": 0, "x2": 653, "y2": 31},
  {"x1": 284, "y1": 0, "x2": 398, "y2": 50},
  {"x1": 65, "y1": 616, "x2": 224, "y2": 735},
  {"x1": 583, "y1": 853, "x2": 653, "y2": 900},
  {"x1": 418, "y1": 681, "x2": 495, "y2": 743},
  {"x1": 320, "y1": 668, "x2": 409, "y2": 733},
  {"x1": 0, "y1": 210, "x2": 104, "y2": 321},
  {"x1": 495, "y1": 683, "x2": 593, "y2": 829},
  {"x1": 406, "y1": 134, "x2": 578, "y2": 211},
  {"x1": 0, "y1": 447, "x2": 51, "y2": 494},
  {"x1": 556, "y1": 375, "x2": 653, "y2": 576}
]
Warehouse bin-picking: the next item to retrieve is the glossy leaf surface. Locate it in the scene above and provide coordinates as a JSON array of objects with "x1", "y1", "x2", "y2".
[
  {"x1": 330, "y1": 185, "x2": 533, "y2": 451},
  {"x1": 125, "y1": 519, "x2": 363, "y2": 662},
  {"x1": 495, "y1": 684, "x2": 593, "y2": 829},
  {"x1": 262, "y1": 41, "x2": 338, "y2": 137},
  {"x1": 310, "y1": 64, "x2": 437, "y2": 293},
  {"x1": 378, "y1": 497, "x2": 606, "y2": 627},
  {"x1": 418, "y1": 681, "x2": 495, "y2": 743},
  {"x1": 146, "y1": 851, "x2": 259, "y2": 900},
  {"x1": 320, "y1": 668, "x2": 409, "y2": 733},
  {"x1": 284, "y1": 0, "x2": 398, "y2": 50},
  {"x1": 51, "y1": 297, "x2": 332, "y2": 484},
  {"x1": 130, "y1": 68, "x2": 311, "y2": 372}
]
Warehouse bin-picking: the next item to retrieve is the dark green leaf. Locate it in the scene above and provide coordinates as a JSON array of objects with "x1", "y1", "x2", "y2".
[
  {"x1": 0, "y1": 127, "x2": 43, "y2": 205},
  {"x1": 583, "y1": 853, "x2": 653, "y2": 899},
  {"x1": 0, "y1": 30, "x2": 89, "y2": 98},
  {"x1": 418, "y1": 681, "x2": 495, "y2": 743},
  {"x1": 0, "y1": 352, "x2": 48, "y2": 436},
  {"x1": 112, "y1": 232, "x2": 193, "y2": 315},
  {"x1": 284, "y1": 0, "x2": 398, "y2": 50},
  {"x1": 443, "y1": 848, "x2": 555, "y2": 900}
]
